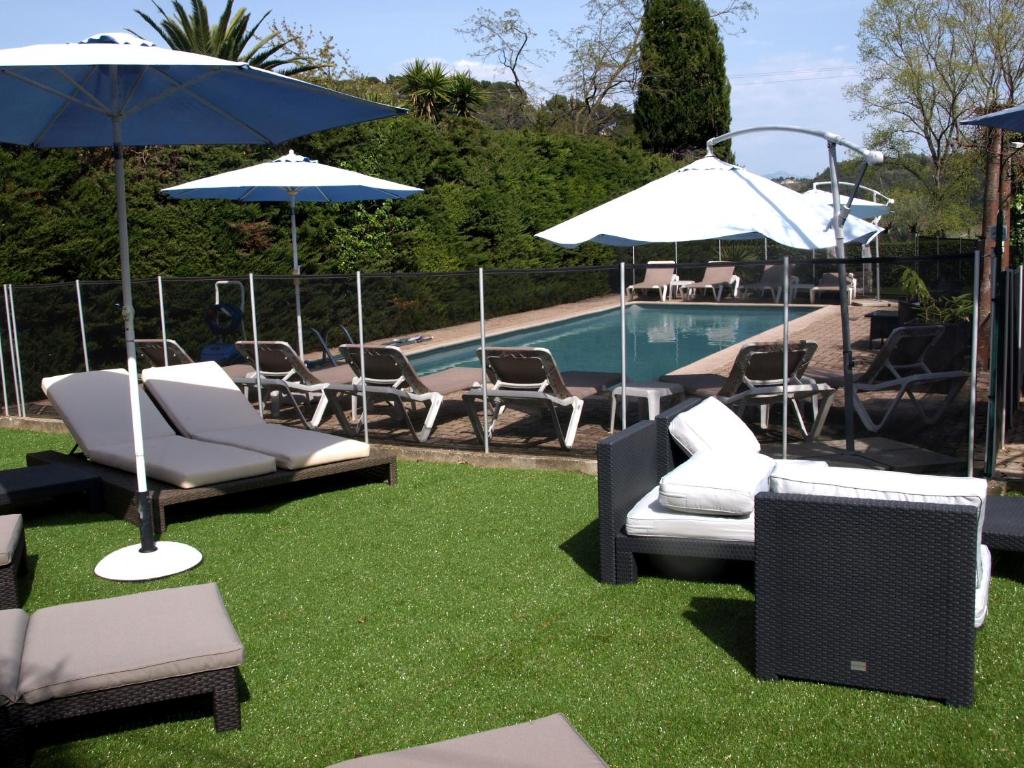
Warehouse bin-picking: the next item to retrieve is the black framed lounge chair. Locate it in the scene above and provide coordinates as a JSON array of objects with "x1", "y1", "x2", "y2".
[
  {"x1": 462, "y1": 347, "x2": 619, "y2": 450},
  {"x1": 684, "y1": 263, "x2": 740, "y2": 301},
  {"x1": 326, "y1": 713, "x2": 608, "y2": 767},
  {"x1": 626, "y1": 261, "x2": 679, "y2": 302},
  {"x1": 0, "y1": 583, "x2": 244, "y2": 766},
  {"x1": 0, "y1": 514, "x2": 26, "y2": 610},
  {"x1": 135, "y1": 338, "x2": 254, "y2": 382},
  {"x1": 234, "y1": 340, "x2": 357, "y2": 432},
  {"x1": 740, "y1": 263, "x2": 798, "y2": 303},
  {"x1": 340, "y1": 344, "x2": 479, "y2": 443},
  {"x1": 41, "y1": 369, "x2": 277, "y2": 489},
  {"x1": 806, "y1": 324, "x2": 967, "y2": 432},
  {"x1": 663, "y1": 341, "x2": 834, "y2": 440},
  {"x1": 140, "y1": 362, "x2": 371, "y2": 469}
]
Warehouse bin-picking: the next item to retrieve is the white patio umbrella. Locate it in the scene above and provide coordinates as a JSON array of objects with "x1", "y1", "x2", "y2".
[
  {"x1": 0, "y1": 32, "x2": 404, "y2": 580},
  {"x1": 535, "y1": 156, "x2": 881, "y2": 248},
  {"x1": 162, "y1": 150, "x2": 422, "y2": 358},
  {"x1": 802, "y1": 187, "x2": 891, "y2": 221}
]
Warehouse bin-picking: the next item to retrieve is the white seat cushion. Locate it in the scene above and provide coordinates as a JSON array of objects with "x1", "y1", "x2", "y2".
[
  {"x1": 976, "y1": 545, "x2": 991, "y2": 628},
  {"x1": 626, "y1": 487, "x2": 756, "y2": 541},
  {"x1": 668, "y1": 397, "x2": 760, "y2": 456},
  {"x1": 141, "y1": 361, "x2": 264, "y2": 436},
  {"x1": 193, "y1": 424, "x2": 370, "y2": 470},
  {"x1": 90, "y1": 435, "x2": 276, "y2": 488},
  {"x1": 659, "y1": 451, "x2": 775, "y2": 517}
]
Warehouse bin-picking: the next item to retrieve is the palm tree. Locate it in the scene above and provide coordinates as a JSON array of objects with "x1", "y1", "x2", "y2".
[
  {"x1": 398, "y1": 59, "x2": 453, "y2": 123},
  {"x1": 132, "y1": 0, "x2": 317, "y2": 75},
  {"x1": 448, "y1": 71, "x2": 487, "y2": 118}
]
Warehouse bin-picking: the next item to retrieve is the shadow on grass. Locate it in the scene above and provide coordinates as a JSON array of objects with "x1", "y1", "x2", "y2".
[
  {"x1": 683, "y1": 596, "x2": 756, "y2": 674},
  {"x1": 993, "y1": 551, "x2": 1024, "y2": 583},
  {"x1": 560, "y1": 519, "x2": 600, "y2": 580}
]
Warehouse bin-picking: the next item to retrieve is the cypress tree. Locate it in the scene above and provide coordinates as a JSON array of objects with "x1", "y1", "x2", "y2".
[{"x1": 635, "y1": 0, "x2": 732, "y2": 158}]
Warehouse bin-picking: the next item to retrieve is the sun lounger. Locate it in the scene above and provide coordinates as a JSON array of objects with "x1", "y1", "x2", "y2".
[
  {"x1": 806, "y1": 324, "x2": 967, "y2": 432},
  {"x1": 0, "y1": 514, "x2": 26, "y2": 610},
  {"x1": 135, "y1": 338, "x2": 253, "y2": 381},
  {"x1": 626, "y1": 260, "x2": 680, "y2": 301},
  {"x1": 326, "y1": 713, "x2": 608, "y2": 767},
  {"x1": 0, "y1": 583, "x2": 243, "y2": 766},
  {"x1": 663, "y1": 341, "x2": 835, "y2": 439},
  {"x1": 740, "y1": 263, "x2": 798, "y2": 303},
  {"x1": 795, "y1": 271, "x2": 857, "y2": 303},
  {"x1": 141, "y1": 362, "x2": 370, "y2": 469},
  {"x1": 684, "y1": 263, "x2": 740, "y2": 301},
  {"x1": 462, "y1": 347, "x2": 619, "y2": 450},
  {"x1": 234, "y1": 340, "x2": 357, "y2": 432},
  {"x1": 41, "y1": 369, "x2": 277, "y2": 489},
  {"x1": 341, "y1": 344, "x2": 479, "y2": 443}
]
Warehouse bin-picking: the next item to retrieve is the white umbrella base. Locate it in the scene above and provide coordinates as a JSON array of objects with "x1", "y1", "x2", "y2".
[{"x1": 94, "y1": 541, "x2": 203, "y2": 581}]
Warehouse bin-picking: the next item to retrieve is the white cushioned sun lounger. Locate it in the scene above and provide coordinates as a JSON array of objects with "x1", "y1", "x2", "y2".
[
  {"x1": 41, "y1": 370, "x2": 276, "y2": 489},
  {"x1": 141, "y1": 361, "x2": 370, "y2": 470}
]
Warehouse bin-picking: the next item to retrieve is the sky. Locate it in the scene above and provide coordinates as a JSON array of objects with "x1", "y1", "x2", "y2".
[{"x1": 0, "y1": 0, "x2": 874, "y2": 177}]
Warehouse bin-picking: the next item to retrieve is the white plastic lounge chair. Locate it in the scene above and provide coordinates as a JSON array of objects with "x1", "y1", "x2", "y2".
[
  {"x1": 626, "y1": 261, "x2": 679, "y2": 301},
  {"x1": 341, "y1": 344, "x2": 478, "y2": 443},
  {"x1": 740, "y1": 263, "x2": 798, "y2": 303},
  {"x1": 806, "y1": 324, "x2": 967, "y2": 432},
  {"x1": 795, "y1": 271, "x2": 857, "y2": 303},
  {"x1": 234, "y1": 340, "x2": 357, "y2": 432},
  {"x1": 462, "y1": 347, "x2": 620, "y2": 449},
  {"x1": 140, "y1": 362, "x2": 370, "y2": 469},
  {"x1": 135, "y1": 338, "x2": 254, "y2": 381},
  {"x1": 685, "y1": 263, "x2": 740, "y2": 301},
  {"x1": 41, "y1": 369, "x2": 276, "y2": 488},
  {"x1": 663, "y1": 341, "x2": 834, "y2": 439}
]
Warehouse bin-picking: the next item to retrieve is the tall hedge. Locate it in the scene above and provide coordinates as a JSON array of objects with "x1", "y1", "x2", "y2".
[{"x1": 634, "y1": 0, "x2": 732, "y2": 158}]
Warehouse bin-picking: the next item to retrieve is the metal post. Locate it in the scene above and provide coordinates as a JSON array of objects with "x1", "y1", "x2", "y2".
[
  {"x1": 620, "y1": 262, "x2": 628, "y2": 431},
  {"x1": 827, "y1": 142, "x2": 857, "y2": 452},
  {"x1": 290, "y1": 194, "x2": 304, "y2": 359},
  {"x1": 75, "y1": 279, "x2": 90, "y2": 371},
  {"x1": 969, "y1": 250, "x2": 980, "y2": 477},
  {"x1": 247, "y1": 273, "x2": 264, "y2": 418},
  {"x1": 157, "y1": 275, "x2": 168, "y2": 364},
  {"x1": 7, "y1": 286, "x2": 25, "y2": 418},
  {"x1": 782, "y1": 254, "x2": 789, "y2": 459},
  {"x1": 356, "y1": 271, "x2": 368, "y2": 443},
  {"x1": 0, "y1": 302, "x2": 7, "y2": 417},
  {"x1": 478, "y1": 267, "x2": 489, "y2": 453},
  {"x1": 3, "y1": 286, "x2": 20, "y2": 417}
]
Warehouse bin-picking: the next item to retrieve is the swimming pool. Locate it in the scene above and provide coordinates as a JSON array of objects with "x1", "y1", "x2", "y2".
[{"x1": 409, "y1": 304, "x2": 814, "y2": 382}]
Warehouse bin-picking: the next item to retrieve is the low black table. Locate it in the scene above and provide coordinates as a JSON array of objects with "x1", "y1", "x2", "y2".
[
  {"x1": 866, "y1": 309, "x2": 900, "y2": 349},
  {"x1": 0, "y1": 463, "x2": 103, "y2": 515},
  {"x1": 983, "y1": 496, "x2": 1024, "y2": 553}
]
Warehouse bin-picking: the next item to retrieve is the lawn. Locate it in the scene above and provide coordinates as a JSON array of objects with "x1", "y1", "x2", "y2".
[{"x1": 3, "y1": 427, "x2": 1024, "y2": 767}]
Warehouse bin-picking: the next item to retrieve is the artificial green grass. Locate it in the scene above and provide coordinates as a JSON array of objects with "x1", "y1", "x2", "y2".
[{"x1": 3, "y1": 427, "x2": 1024, "y2": 768}]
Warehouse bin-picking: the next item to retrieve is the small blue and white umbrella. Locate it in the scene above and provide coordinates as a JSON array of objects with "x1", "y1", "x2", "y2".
[
  {"x1": 163, "y1": 150, "x2": 422, "y2": 358},
  {"x1": 0, "y1": 32, "x2": 404, "y2": 580}
]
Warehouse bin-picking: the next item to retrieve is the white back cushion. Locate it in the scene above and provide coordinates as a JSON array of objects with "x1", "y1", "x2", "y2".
[
  {"x1": 659, "y1": 451, "x2": 776, "y2": 517},
  {"x1": 668, "y1": 397, "x2": 760, "y2": 456},
  {"x1": 42, "y1": 369, "x2": 176, "y2": 454},
  {"x1": 141, "y1": 361, "x2": 262, "y2": 437}
]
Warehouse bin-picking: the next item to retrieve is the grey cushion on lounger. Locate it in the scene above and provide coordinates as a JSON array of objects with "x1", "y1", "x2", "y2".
[
  {"x1": 141, "y1": 361, "x2": 370, "y2": 470},
  {"x1": 41, "y1": 370, "x2": 277, "y2": 488},
  {"x1": 0, "y1": 513, "x2": 22, "y2": 567},
  {"x1": 0, "y1": 607, "x2": 28, "y2": 703},
  {"x1": 16, "y1": 583, "x2": 243, "y2": 705},
  {"x1": 328, "y1": 713, "x2": 608, "y2": 767}
]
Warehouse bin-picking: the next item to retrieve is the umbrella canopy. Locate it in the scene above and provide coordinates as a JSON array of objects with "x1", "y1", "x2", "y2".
[
  {"x1": 535, "y1": 156, "x2": 881, "y2": 250},
  {"x1": 962, "y1": 104, "x2": 1024, "y2": 131},
  {"x1": 802, "y1": 187, "x2": 891, "y2": 221},
  {"x1": 0, "y1": 32, "x2": 404, "y2": 579},
  {"x1": 162, "y1": 150, "x2": 422, "y2": 356}
]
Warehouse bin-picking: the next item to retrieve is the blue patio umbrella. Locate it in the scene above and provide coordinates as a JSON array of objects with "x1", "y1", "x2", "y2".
[
  {"x1": 0, "y1": 32, "x2": 404, "y2": 580},
  {"x1": 163, "y1": 150, "x2": 422, "y2": 358},
  {"x1": 962, "y1": 103, "x2": 1024, "y2": 131}
]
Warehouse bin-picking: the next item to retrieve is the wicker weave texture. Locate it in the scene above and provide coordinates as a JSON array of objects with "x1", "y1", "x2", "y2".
[{"x1": 755, "y1": 493, "x2": 977, "y2": 706}]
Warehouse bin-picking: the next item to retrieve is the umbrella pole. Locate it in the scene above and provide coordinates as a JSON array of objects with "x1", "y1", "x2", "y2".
[
  {"x1": 290, "y1": 194, "x2": 304, "y2": 359},
  {"x1": 828, "y1": 141, "x2": 857, "y2": 452},
  {"x1": 94, "y1": 119, "x2": 201, "y2": 581}
]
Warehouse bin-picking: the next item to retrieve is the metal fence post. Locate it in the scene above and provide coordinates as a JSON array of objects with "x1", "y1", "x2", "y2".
[
  {"x1": 247, "y1": 273, "x2": 264, "y2": 418},
  {"x1": 968, "y1": 249, "x2": 980, "y2": 477},
  {"x1": 356, "y1": 271, "x2": 368, "y2": 444},
  {"x1": 75, "y1": 279, "x2": 90, "y2": 371},
  {"x1": 5, "y1": 286, "x2": 25, "y2": 417},
  {"x1": 620, "y1": 262, "x2": 628, "y2": 432},
  {"x1": 157, "y1": 275, "x2": 168, "y2": 364},
  {"x1": 782, "y1": 254, "x2": 790, "y2": 460},
  {"x1": 478, "y1": 268, "x2": 489, "y2": 453},
  {"x1": 0, "y1": 304, "x2": 7, "y2": 417}
]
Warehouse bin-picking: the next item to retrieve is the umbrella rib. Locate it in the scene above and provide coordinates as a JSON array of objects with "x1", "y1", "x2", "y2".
[{"x1": 128, "y1": 66, "x2": 276, "y2": 143}]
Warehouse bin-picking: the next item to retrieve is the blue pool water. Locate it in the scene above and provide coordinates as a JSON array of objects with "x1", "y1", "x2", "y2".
[{"x1": 409, "y1": 304, "x2": 813, "y2": 382}]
